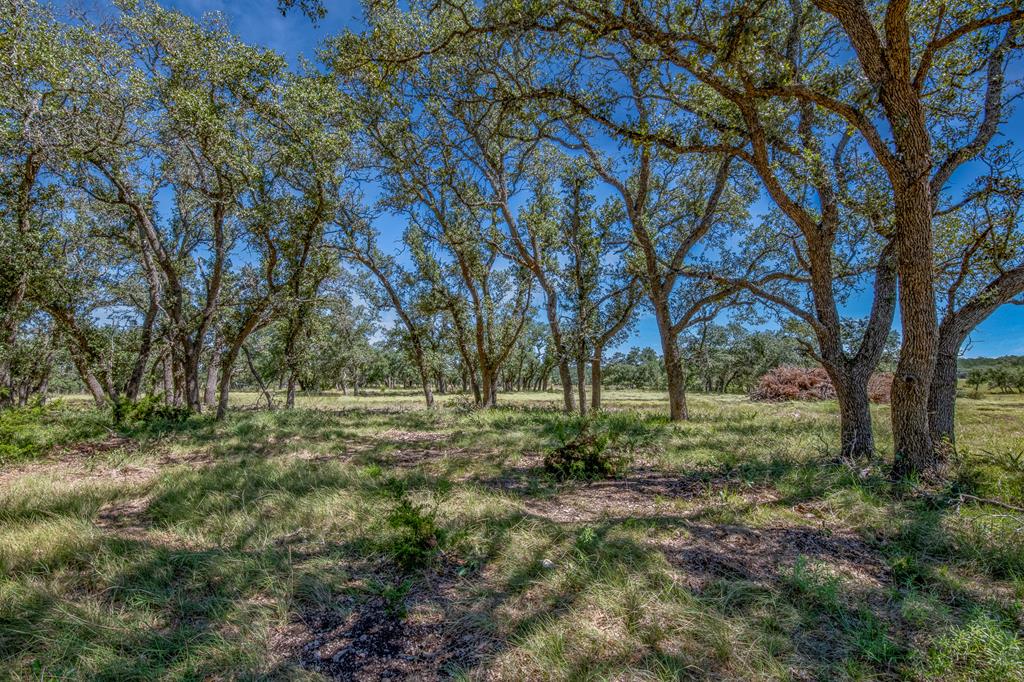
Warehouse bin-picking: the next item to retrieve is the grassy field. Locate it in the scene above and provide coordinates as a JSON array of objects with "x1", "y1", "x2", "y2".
[{"x1": 1, "y1": 390, "x2": 1022, "y2": 680}]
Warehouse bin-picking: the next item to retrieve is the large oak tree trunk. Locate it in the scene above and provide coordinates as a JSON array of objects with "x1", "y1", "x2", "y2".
[
  {"x1": 215, "y1": 345, "x2": 240, "y2": 421},
  {"x1": 181, "y1": 342, "x2": 205, "y2": 413},
  {"x1": 286, "y1": 373, "x2": 297, "y2": 409},
  {"x1": 415, "y1": 348, "x2": 435, "y2": 409},
  {"x1": 890, "y1": 182, "x2": 940, "y2": 478},
  {"x1": 71, "y1": 354, "x2": 107, "y2": 408},
  {"x1": 471, "y1": 373, "x2": 481, "y2": 405},
  {"x1": 557, "y1": 360, "x2": 574, "y2": 413},
  {"x1": 162, "y1": 355, "x2": 175, "y2": 405},
  {"x1": 481, "y1": 368, "x2": 498, "y2": 408},
  {"x1": 927, "y1": 267, "x2": 1024, "y2": 448}
]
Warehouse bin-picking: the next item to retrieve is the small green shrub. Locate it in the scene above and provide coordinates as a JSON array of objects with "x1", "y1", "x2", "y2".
[
  {"x1": 543, "y1": 417, "x2": 630, "y2": 480},
  {"x1": 386, "y1": 495, "x2": 444, "y2": 571},
  {"x1": 0, "y1": 401, "x2": 51, "y2": 461},
  {"x1": 364, "y1": 578, "x2": 413, "y2": 617},
  {"x1": 111, "y1": 395, "x2": 191, "y2": 428}
]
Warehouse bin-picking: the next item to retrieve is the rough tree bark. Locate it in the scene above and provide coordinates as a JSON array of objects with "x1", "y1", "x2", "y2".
[
  {"x1": 204, "y1": 336, "x2": 221, "y2": 410},
  {"x1": 928, "y1": 267, "x2": 1024, "y2": 446}
]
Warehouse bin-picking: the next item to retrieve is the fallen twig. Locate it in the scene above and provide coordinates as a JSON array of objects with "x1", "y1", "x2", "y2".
[{"x1": 957, "y1": 493, "x2": 1024, "y2": 514}]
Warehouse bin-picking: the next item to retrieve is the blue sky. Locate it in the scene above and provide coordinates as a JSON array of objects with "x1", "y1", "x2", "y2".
[{"x1": 54, "y1": 0, "x2": 1024, "y2": 358}]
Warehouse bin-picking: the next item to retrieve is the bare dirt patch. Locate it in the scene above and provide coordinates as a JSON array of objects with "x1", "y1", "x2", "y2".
[
  {"x1": 658, "y1": 523, "x2": 888, "y2": 592},
  {"x1": 275, "y1": 570, "x2": 492, "y2": 681},
  {"x1": 377, "y1": 429, "x2": 449, "y2": 444},
  {"x1": 520, "y1": 470, "x2": 778, "y2": 523},
  {"x1": 94, "y1": 496, "x2": 151, "y2": 537}
]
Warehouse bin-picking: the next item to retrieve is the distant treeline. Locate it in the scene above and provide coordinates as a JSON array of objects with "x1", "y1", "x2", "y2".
[{"x1": 958, "y1": 356, "x2": 1024, "y2": 374}]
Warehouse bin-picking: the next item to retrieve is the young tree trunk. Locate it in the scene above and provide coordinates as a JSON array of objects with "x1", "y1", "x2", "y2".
[
  {"x1": 654, "y1": 302, "x2": 688, "y2": 421},
  {"x1": 591, "y1": 346, "x2": 603, "y2": 412},
  {"x1": 286, "y1": 373, "x2": 297, "y2": 409},
  {"x1": 204, "y1": 340, "x2": 221, "y2": 409},
  {"x1": 576, "y1": 356, "x2": 588, "y2": 416},
  {"x1": 125, "y1": 297, "x2": 159, "y2": 402}
]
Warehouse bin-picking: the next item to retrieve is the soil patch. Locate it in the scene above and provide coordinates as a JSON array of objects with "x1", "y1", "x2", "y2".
[
  {"x1": 658, "y1": 523, "x2": 888, "y2": 592},
  {"x1": 95, "y1": 496, "x2": 151, "y2": 536},
  {"x1": 276, "y1": 570, "x2": 492, "y2": 681},
  {"x1": 520, "y1": 470, "x2": 778, "y2": 523}
]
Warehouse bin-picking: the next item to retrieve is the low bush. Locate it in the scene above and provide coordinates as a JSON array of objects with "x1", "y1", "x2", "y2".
[
  {"x1": 111, "y1": 395, "x2": 191, "y2": 428},
  {"x1": 0, "y1": 401, "x2": 52, "y2": 461},
  {"x1": 544, "y1": 417, "x2": 631, "y2": 480},
  {"x1": 386, "y1": 494, "x2": 444, "y2": 571}
]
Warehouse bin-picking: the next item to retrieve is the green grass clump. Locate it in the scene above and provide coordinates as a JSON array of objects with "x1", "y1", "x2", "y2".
[
  {"x1": 921, "y1": 612, "x2": 1024, "y2": 681},
  {"x1": 0, "y1": 403, "x2": 52, "y2": 461}
]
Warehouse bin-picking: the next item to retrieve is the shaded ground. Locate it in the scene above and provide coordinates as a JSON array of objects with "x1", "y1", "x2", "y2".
[
  {"x1": 274, "y1": 567, "x2": 493, "y2": 681},
  {"x1": 1, "y1": 390, "x2": 1022, "y2": 680}
]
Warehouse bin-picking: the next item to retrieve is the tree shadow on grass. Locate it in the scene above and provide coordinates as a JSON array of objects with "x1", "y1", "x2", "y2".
[{"x1": 1, "y1": 533, "x2": 294, "y2": 679}]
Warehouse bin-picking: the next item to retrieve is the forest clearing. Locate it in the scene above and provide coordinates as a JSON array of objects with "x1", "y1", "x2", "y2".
[{"x1": 2, "y1": 390, "x2": 1022, "y2": 680}]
